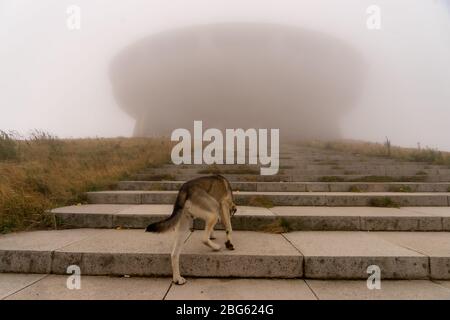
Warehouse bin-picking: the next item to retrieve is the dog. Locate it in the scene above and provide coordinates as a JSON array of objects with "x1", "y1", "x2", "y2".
[{"x1": 145, "y1": 175, "x2": 237, "y2": 285}]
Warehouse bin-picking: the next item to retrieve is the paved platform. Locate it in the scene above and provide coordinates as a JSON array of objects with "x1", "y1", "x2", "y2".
[
  {"x1": 1, "y1": 273, "x2": 450, "y2": 300},
  {"x1": 1, "y1": 229, "x2": 450, "y2": 279},
  {"x1": 51, "y1": 205, "x2": 450, "y2": 231}
]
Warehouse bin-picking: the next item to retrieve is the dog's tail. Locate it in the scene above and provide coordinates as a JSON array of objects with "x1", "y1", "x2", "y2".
[{"x1": 145, "y1": 188, "x2": 187, "y2": 233}]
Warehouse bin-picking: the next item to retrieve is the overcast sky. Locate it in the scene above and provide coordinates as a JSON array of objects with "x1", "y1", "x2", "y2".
[{"x1": 0, "y1": 0, "x2": 449, "y2": 150}]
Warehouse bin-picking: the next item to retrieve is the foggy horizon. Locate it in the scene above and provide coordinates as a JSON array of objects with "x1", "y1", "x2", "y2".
[{"x1": 1, "y1": 0, "x2": 449, "y2": 150}]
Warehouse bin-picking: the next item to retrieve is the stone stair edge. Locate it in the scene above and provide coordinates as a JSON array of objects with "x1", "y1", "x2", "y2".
[
  {"x1": 49, "y1": 205, "x2": 450, "y2": 231},
  {"x1": 0, "y1": 229, "x2": 448, "y2": 279}
]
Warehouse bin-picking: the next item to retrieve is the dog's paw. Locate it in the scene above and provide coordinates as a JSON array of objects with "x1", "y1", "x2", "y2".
[
  {"x1": 225, "y1": 240, "x2": 235, "y2": 250},
  {"x1": 211, "y1": 242, "x2": 221, "y2": 251},
  {"x1": 173, "y1": 277, "x2": 187, "y2": 285}
]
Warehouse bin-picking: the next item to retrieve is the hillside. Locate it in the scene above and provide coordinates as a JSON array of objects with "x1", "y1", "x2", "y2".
[{"x1": 0, "y1": 131, "x2": 171, "y2": 233}]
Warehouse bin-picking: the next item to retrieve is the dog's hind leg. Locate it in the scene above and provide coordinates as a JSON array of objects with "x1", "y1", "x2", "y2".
[
  {"x1": 220, "y1": 203, "x2": 234, "y2": 250},
  {"x1": 187, "y1": 188, "x2": 221, "y2": 251},
  {"x1": 171, "y1": 213, "x2": 191, "y2": 285}
]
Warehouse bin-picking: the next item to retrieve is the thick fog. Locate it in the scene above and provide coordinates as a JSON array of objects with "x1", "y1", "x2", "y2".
[{"x1": 1, "y1": 0, "x2": 449, "y2": 149}]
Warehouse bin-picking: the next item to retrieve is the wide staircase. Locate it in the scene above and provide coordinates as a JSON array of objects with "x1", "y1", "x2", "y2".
[{"x1": 1, "y1": 144, "x2": 450, "y2": 280}]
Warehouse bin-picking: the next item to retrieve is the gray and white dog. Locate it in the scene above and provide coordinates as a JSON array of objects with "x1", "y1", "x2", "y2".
[{"x1": 145, "y1": 175, "x2": 237, "y2": 285}]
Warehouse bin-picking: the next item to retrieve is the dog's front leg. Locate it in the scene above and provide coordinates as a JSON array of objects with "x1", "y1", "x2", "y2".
[{"x1": 203, "y1": 214, "x2": 221, "y2": 251}]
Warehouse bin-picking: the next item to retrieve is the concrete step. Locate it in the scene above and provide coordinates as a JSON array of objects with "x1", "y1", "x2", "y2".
[
  {"x1": 118, "y1": 180, "x2": 450, "y2": 192},
  {"x1": 1, "y1": 229, "x2": 449, "y2": 279},
  {"x1": 2, "y1": 273, "x2": 450, "y2": 300},
  {"x1": 141, "y1": 167, "x2": 448, "y2": 177},
  {"x1": 284, "y1": 158, "x2": 442, "y2": 166},
  {"x1": 51, "y1": 205, "x2": 450, "y2": 232},
  {"x1": 132, "y1": 173, "x2": 291, "y2": 182},
  {"x1": 131, "y1": 173, "x2": 450, "y2": 182},
  {"x1": 86, "y1": 190, "x2": 450, "y2": 207},
  {"x1": 148, "y1": 163, "x2": 445, "y2": 171}
]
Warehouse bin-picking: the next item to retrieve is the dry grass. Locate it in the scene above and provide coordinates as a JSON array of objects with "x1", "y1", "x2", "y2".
[
  {"x1": 300, "y1": 139, "x2": 450, "y2": 166},
  {"x1": 0, "y1": 131, "x2": 171, "y2": 233}
]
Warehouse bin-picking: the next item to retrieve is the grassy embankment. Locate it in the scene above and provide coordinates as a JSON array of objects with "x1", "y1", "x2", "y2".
[
  {"x1": 0, "y1": 131, "x2": 171, "y2": 234},
  {"x1": 300, "y1": 139, "x2": 450, "y2": 166}
]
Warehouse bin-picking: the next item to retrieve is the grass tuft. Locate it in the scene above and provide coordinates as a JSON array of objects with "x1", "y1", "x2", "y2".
[
  {"x1": 319, "y1": 176, "x2": 346, "y2": 182},
  {"x1": 242, "y1": 196, "x2": 275, "y2": 208},
  {"x1": 388, "y1": 185, "x2": 413, "y2": 193},
  {"x1": 348, "y1": 185, "x2": 362, "y2": 193},
  {"x1": 369, "y1": 197, "x2": 400, "y2": 208},
  {"x1": 0, "y1": 130, "x2": 19, "y2": 161},
  {"x1": 144, "y1": 174, "x2": 176, "y2": 181},
  {"x1": 198, "y1": 165, "x2": 259, "y2": 175},
  {"x1": 261, "y1": 218, "x2": 292, "y2": 233}
]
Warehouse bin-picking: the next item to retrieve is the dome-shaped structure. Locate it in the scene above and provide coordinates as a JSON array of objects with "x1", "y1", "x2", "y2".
[{"x1": 109, "y1": 23, "x2": 365, "y2": 139}]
